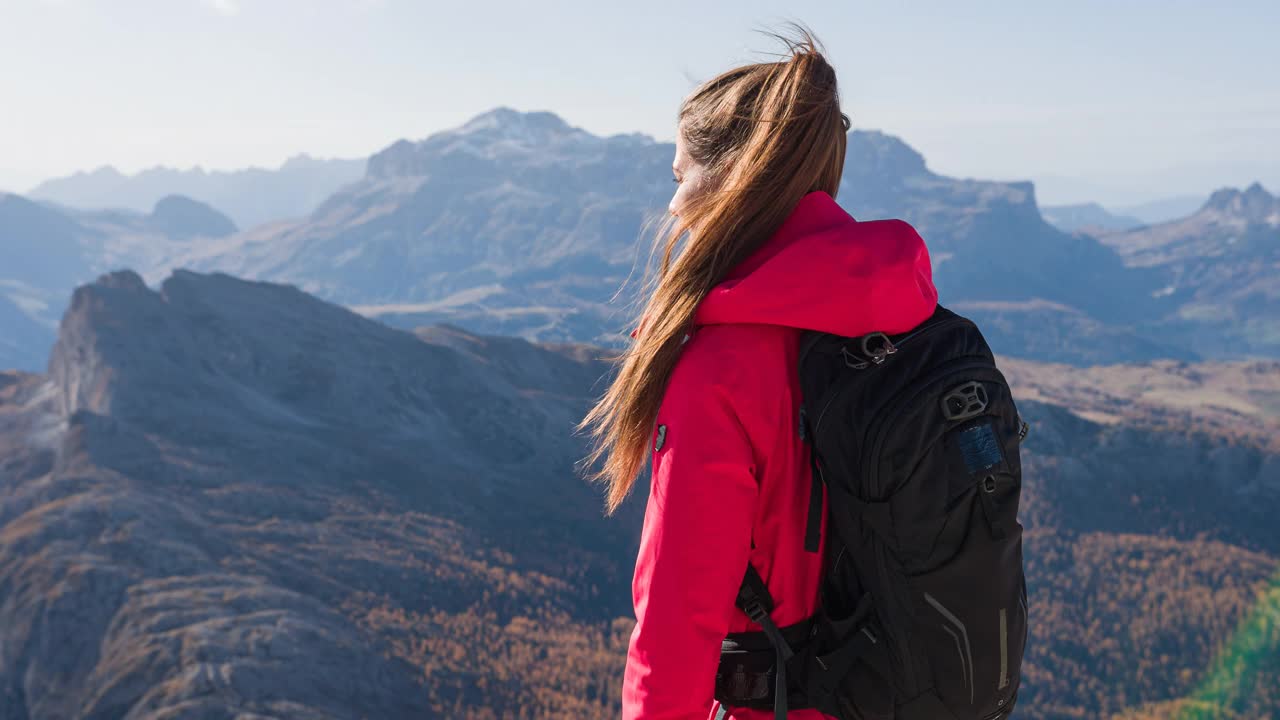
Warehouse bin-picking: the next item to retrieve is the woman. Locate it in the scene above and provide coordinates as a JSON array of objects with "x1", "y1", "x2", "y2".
[{"x1": 580, "y1": 27, "x2": 939, "y2": 720}]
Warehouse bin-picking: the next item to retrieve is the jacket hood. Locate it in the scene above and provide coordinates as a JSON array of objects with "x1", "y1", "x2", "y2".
[{"x1": 694, "y1": 190, "x2": 938, "y2": 337}]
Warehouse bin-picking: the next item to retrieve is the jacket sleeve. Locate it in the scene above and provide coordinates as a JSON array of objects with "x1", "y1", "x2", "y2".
[{"x1": 622, "y1": 347, "x2": 759, "y2": 720}]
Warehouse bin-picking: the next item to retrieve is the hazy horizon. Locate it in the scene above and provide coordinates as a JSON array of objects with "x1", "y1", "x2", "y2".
[{"x1": 3, "y1": 0, "x2": 1277, "y2": 207}]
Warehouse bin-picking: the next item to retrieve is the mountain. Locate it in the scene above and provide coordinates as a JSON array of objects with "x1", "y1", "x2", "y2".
[
  {"x1": 0, "y1": 269, "x2": 1276, "y2": 718},
  {"x1": 947, "y1": 299, "x2": 1197, "y2": 366},
  {"x1": 1113, "y1": 194, "x2": 1210, "y2": 226},
  {"x1": 0, "y1": 192, "x2": 96, "y2": 369},
  {"x1": 163, "y1": 109, "x2": 1192, "y2": 365},
  {"x1": 0, "y1": 192, "x2": 93, "y2": 291},
  {"x1": 1040, "y1": 202, "x2": 1144, "y2": 232},
  {"x1": 0, "y1": 293, "x2": 52, "y2": 371},
  {"x1": 999, "y1": 355, "x2": 1280, "y2": 716},
  {"x1": 0, "y1": 193, "x2": 240, "y2": 369},
  {"x1": 62, "y1": 193, "x2": 239, "y2": 265},
  {"x1": 830, "y1": 132, "x2": 1188, "y2": 363},
  {"x1": 164, "y1": 107, "x2": 674, "y2": 346},
  {"x1": 147, "y1": 194, "x2": 238, "y2": 239},
  {"x1": 28, "y1": 154, "x2": 366, "y2": 230},
  {"x1": 0, "y1": 268, "x2": 639, "y2": 718},
  {"x1": 19, "y1": 109, "x2": 1263, "y2": 368},
  {"x1": 835, "y1": 131, "x2": 1163, "y2": 323},
  {"x1": 1094, "y1": 182, "x2": 1280, "y2": 357},
  {"x1": 18, "y1": 110, "x2": 1271, "y2": 368}
]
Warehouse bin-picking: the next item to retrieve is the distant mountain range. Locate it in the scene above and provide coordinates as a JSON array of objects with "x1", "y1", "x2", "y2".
[
  {"x1": 0, "y1": 191, "x2": 239, "y2": 369},
  {"x1": 0, "y1": 270, "x2": 1275, "y2": 718},
  {"x1": 28, "y1": 153, "x2": 366, "y2": 230},
  {"x1": 1095, "y1": 182, "x2": 1280, "y2": 357},
  {"x1": 4, "y1": 108, "x2": 1276, "y2": 372},
  {"x1": 144, "y1": 108, "x2": 1264, "y2": 366},
  {"x1": 162, "y1": 108, "x2": 673, "y2": 343},
  {"x1": 1112, "y1": 194, "x2": 1210, "y2": 225},
  {"x1": 1040, "y1": 202, "x2": 1144, "y2": 232}
]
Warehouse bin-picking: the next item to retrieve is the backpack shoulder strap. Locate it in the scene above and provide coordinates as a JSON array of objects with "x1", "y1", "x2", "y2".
[{"x1": 735, "y1": 564, "x2": 794, "y2": 720}]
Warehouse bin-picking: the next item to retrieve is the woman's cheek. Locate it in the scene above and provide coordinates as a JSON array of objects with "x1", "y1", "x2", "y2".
[{"x1": 670, "y1": 183, "x2": 693, "y2": 217}]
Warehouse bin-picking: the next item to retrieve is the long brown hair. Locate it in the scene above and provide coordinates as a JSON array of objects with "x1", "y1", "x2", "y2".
[{"x1": 580, "y1": 23, "x2": 850, "y2": 514}]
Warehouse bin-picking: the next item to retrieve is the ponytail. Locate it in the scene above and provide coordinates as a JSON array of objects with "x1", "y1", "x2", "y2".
[{"x1": 580, "y1": 23, "x2": 849, "y2": 513}]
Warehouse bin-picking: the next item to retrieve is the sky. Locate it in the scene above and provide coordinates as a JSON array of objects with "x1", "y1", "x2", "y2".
[{"x1": 1, "y1": 0, "x2": 1276, "y2": 207}]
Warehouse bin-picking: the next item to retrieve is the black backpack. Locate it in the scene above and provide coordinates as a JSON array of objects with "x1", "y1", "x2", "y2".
[{"x1": 714, "y1": 304, "x2": 1029, "y2": 720}]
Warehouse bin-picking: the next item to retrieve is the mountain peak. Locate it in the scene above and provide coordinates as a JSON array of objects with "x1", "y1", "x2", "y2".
[
  {"x1": 844, "y1": 129, "x2": 930, "y2": 182},
  {"x1": 365, "y1": 140, "x2": 419, "y2": 178},
  {"x1": 446, "y1": 107, "x2": 594, "y2": 152},
  {"x1": 281, "y1": 153, "x2": 319, "y2": 170},
  {"x1": 1203, "y1": 182, "x2": 1277, "y2": 221},
  {"x1": 149, "y1": 194, "x2": 237, "y2": 238},
  {"x1": 366, "y1": 108, "x2": 597, "y2": 179},
  {"x1": 51, "y1": 269, "x2": 411, "y2": 420},
  {"x1": 84, "y1": 165, "x2": 126, "y2": 180},
  {"x1": 96, "y1": 269, "x2": 150, "y2": 292},
  {"x1": 457, "y1": 107, "x2": 579, "y2": 139},
  {"x1": 280, "y1": 153, "x2": 355, "y2": 171}
]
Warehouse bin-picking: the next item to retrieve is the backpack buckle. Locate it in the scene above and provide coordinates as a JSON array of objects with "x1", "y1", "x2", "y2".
[
  {"x1": 861, "y1": 333, "x2": 898, "y2": 365},
  {"x1": 841, "y1": 347, "x2": 870, "y2": 369},
  {"x1": 741, "y1": 598, "x2": 770, "y2": 626},
  {"x1": 841, "y1": 333, "x2": 898, "y2": 369}
]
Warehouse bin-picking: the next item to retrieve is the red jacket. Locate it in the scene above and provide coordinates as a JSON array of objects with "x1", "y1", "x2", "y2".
[{"x1": 622, "y1": 190, "x2": 938, "y2": 720}]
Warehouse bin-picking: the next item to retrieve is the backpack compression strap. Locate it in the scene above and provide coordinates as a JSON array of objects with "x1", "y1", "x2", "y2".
[
  {"x1": 735, "y1": 563, "x2": 794, "y2": 720},
  {"x1": 799, "y1": 406, "x2": 822, "y2": 553}
]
